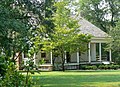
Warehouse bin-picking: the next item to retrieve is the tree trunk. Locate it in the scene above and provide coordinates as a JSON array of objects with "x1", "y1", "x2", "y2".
[
  {"x1": 61, "y1": 52, "x2": 65, "y2": 71},
  {"x1": 62, "y1": 61, "x2": 65, "y2": 71},
  {"x1": 25, "y1": 69, "x2": 29, "y2": 87}
]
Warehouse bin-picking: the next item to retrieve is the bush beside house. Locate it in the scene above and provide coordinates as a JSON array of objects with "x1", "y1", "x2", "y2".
[{"x1": 80, "y1": 64, "x2": 120, "y2": 70}]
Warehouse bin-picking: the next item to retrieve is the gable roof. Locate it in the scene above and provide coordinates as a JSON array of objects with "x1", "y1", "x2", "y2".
[{"x1": 78, "y1": 17, "x2": 109, "y2": 38}]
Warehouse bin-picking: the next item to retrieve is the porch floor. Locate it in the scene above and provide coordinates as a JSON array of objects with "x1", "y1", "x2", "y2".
[
  {"x1": 39, "y1": 61, "x2": 111, "y2": 70},
  {"x1": 65, "y1": 61, "x2": 110, "y2": 65},
  {"x1": 41, "y1": 61, "x2": 110, "y2": 66}
]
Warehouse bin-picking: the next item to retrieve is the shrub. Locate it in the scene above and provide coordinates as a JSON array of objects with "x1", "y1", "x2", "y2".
[
  {"x1": 98, "y1": 64, "x2": 119, "y2": 70},
  {"x1": 107, "y1": 65, "x2": 112, "y2": 69},
  {"x1": 98, "y1": 65, "x2": 104, "y2": 69},
  {"x1": 80, "y1": 64, "x2": 119, "y2": 70},
  {"x1": 92, "y1": 65, "x2": 97, "y2": 70},
  {"x1": 85, "y1": 65, "x2": 91, "y2": 70},
  {"x1": 111, "y1": 65, "x2": 119, "y2": 70},
  {"x1": 80, "y1": 65, "x2": 97, "y2": 70},
  {"x1": 0, "y1": 55, "x2": 8, "y2": 79},
  {"x1": 0, "y1": 62, "x2": 26, "y2": 87},
  {"x1": 0, "y1": 60, "x2": 36, "y2": 87},
  {"x1": 104, "y1": 65, "x2": 109, "y2": 69},
  {"x1": 80, "y1": 65, "x2": 87, "y2": 70}
]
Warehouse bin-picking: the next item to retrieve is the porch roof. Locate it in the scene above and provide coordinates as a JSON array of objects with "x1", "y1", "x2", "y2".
[{"x1": 78, "y1": 17, "x2": 110, "y2": 38}]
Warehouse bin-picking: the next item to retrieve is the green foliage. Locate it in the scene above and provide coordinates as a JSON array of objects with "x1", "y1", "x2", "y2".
[
  {"x1": 79, "y1": 0, "x2": 120, "y2": 32},
  {"x1": 39, "y1": 58, "x2": 46, "y2": 65},
  {"x1": 0, "y1": 61, "x2": 36, "y2": 87},
  {"x1": 22, "y1": 48, "x2": 43, "y2": 86},
  {"x1": 80, "y1": 64, "x2": 119, "y2": 70},
  {"x1": 0, "y1": 0, "x2": 31, "y2": 61},
  {"x1": 98, "y1": 64, "x2": 120, "y2": 70},
  {"x1": 81, "y1": 65, "x2": 97, "y2": 70},
  {"x1": 0, "y1": 55, "x2": 8, "y2": 79},
  {"x1": 42, "y1": 0, "x2": 91, "y2": 71},
  {"x1": 79, "y1": 0, "x2": 120, "y2": 64},
  {"x1": 0, "y1": 0, "x2": 52, "y2": 60},
  {"x1": 0, "y1": 0, "x2": 48, "y2": 86},
  {"x1": 0, "y1": 62, "x2": 25, "y2": 87},
  {"x1": 109, "y1": 20, "x2": 120, "y2": 64},
  {"x1": 98, "y1": 65, "x2": 105, "y2": 69},
  {"x1": 111, "y1": 65, "x2": 119, "y2": 70}
]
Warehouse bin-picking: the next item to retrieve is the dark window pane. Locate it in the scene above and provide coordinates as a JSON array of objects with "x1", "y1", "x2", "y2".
[{"x1": 41, "y1": 53, "x2": 46, "y2": 58}]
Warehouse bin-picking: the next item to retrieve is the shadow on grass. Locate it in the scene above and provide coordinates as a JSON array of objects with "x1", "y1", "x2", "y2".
[
  {"x1": 65, "y1": 70, "x2": 120, "y2": 72},
  {"x1": 32, "y1": 74, "x2": 120, "y2": 87}
]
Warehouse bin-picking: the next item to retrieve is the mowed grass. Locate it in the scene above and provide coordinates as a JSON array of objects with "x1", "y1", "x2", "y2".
[{"x1": 32, "y1": 70, "x2": 120, "y2": 87}]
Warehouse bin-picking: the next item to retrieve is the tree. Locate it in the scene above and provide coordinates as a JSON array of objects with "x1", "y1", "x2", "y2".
[
  {"x1": 0, "y1": 0, "x2": 55, "y2": 61},
  {"x1": 79, "y1": 0, "x2": 120, "y2": 32},
  {"x1": 0, "y1": 0, "x2": 30, "y2": 79},
  {"x1": 0, "y1": 0, "x2": 52, "y2": 86},
  {"x1": 79, "y1": 0, "x2": 120, "y2": 63},
  {"x1": 42, "y1": 0, "x2": 91, "y2": 71},
  {"x1": 0, "y1": 0, "x2": 27, "y2": 57},
  {"x1": 0, "y1": 0, "x2": 54, "y2": 67},
  {"x1": 109, "y1": 20, "x2": 120, "y2": 63}
]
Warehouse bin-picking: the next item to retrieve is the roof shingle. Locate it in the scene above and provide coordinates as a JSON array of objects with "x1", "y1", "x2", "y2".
[{"x1": 78, "y1": 17, "x2": 109, "y2": 38}]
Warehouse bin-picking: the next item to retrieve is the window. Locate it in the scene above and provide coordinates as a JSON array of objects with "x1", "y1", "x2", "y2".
[
  {"x1": 23, "y1": 51, "x2": 28, "y2": 58},
  {"x1": 66, "y1": 52, "x2": 71, "y2": 63},
  {"x1": 41, "y1": 53, "x2": 46, "y2": 58}
]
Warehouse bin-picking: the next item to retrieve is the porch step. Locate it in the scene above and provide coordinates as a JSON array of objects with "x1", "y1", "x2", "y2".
[{"x1": 39, "y1": 64, "x2": 53, "y2": 71}]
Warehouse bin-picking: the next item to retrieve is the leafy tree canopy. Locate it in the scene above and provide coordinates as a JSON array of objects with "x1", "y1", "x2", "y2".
[
  {"x1": 42, "y1": 0, "x2": 91, "y2": 71},
  {"x1": 79, "y1": 0, "x2": 120, "y2": 32},
  {"x1": 109, "y1": 20, "x2": 120, "y2": 63}
]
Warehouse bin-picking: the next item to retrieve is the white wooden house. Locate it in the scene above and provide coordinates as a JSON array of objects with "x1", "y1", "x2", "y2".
[{"x1": 21, "y1": 17, "x2": 112, "y2": 70}]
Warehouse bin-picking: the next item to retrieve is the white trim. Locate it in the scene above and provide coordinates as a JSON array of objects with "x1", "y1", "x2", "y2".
[
  {"x1": 22, "y1": 52, "x2": 24, "y2": 59},
  {"x1": 50, "y1": 51, "x2": 53, "y2": 64},
  {"x1": 109, "y1": 49, "x2": 112, "y2": 62},
  {"x1": 99, "y1": 43, "x2": 102, "y2": 61},
  {"x1": 88, "y1": 43, "x2": 91, "y2": 63},
  {"x1": 91, "y1": 37, "x2": 112, "y2": 43},
  {"x1": 64, "y1": 51, "x2": 67, "y2": 63},
  {"x1": 77, "y1": 51, "x2": 79, "y2": 63}
]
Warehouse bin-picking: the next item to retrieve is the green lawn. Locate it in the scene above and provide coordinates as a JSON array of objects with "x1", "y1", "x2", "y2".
[{"x1": 32, "y1": 70, "x2": 120, "y2": 87}]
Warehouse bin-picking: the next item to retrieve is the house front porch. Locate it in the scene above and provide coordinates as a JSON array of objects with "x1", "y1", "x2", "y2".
[
  {"x1": 38, "y1": 60, "x2": 111, "y2": 70},
  {"x1": 21, "y1": 39, "x2": 112, "y2": 70}
]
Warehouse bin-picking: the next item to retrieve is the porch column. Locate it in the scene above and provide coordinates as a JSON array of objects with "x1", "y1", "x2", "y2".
[
  {"x1": 77, "y1": 51, "x2": 79, "y2": 63},
  {"x1": 33, "y1": 53, "x2": 36, "y2": 65},
  {"x1": 88, "y1": 42, "x2": 91, "y2": 63},
  {"x1": 64, "y1": 51, "x2": 67, "y2": 63},
  {"x1": 22, "y1": 52, "x2": 26, "y2": 65},
  {"x1": 109, "y1": 49, "x2": 112, "y2": 62},
  {"x1": 99, "y1": 43, "x2": 102, "y2": 61},
  {"x1": 91, "y1": 43, "x2": 96, "y2": 61},
  {"x1": 50, "y1": 51, "x2": 53, "y2": 64},
  {"x1": 22, "y1": 52, "x2": 24, "y2": 59}
]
